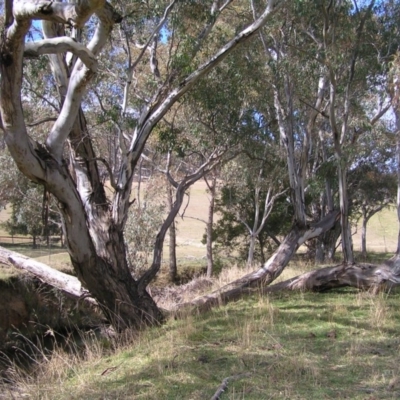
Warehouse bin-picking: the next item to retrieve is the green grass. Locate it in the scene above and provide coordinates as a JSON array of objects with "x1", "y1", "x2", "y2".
[
  {"x1": 1, "y1": 187, "x2": 400, "y2": 398},
  {"x1": 10, "y1": 288, "x2": 400, "y2": 399}
]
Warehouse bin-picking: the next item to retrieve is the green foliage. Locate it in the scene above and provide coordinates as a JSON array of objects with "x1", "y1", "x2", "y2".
[
  {"x1": 212, "y1": 151, "x2": 291, "y2": 263},
  {"x1": 0, "y1": 151, "x2": 61, "y2": 244},
  {"x1": 1, "y1": 183, "x2": 61, "y2": 244}
]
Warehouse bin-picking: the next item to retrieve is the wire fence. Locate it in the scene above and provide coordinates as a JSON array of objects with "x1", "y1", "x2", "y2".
[{"x1": 0, "y1": 236, "x2": 33, "y2": 244}]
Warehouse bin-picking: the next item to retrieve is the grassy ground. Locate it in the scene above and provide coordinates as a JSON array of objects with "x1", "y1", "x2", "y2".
[
  {"x1": 1, "y1": 185, "x2": 400, "y2": 398},
  {"x1": 7, "y1": 287, "x2": 400, "y2": 399}
]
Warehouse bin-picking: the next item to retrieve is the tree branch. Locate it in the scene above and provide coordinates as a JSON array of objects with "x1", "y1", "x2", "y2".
[
  {"x1": 121, "y1": 0, "x2": 177, "y2": 115},
  {"x1": 45, "y1": 3, "x2": 122, "y2": 161},
  {"x1": 24, "y1": 37, "x2": 98, "y2": 71},
  {"x1": 26, "y1": 116, "x2": 58, "y2": 127}
]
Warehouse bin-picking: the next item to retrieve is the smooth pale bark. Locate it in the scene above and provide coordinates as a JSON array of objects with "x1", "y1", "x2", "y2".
[
  {"x1": 273, "y1": 85, "x2": 306, "y2": 227},
  {"x1": 0, "y1": 0, "x2": 284, "y2": 329},
  {"x1": 167, "y1": 183, "x2": 178, "y2": 283},
  {"x1": 0, "y1": 246, "x2": 96, "y2": 303},
  {"x1": 244, "y1": 186, "x2": 286, "y2": 269},
  {"x1": 24, "y1": 38, "x2": 98, "y2": 71}
]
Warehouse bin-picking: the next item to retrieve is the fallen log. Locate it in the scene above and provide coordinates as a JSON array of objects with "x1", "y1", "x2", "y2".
[
  {"x1": 265, "y1": 261, "x2": 400, "y2": 293},
  {"x1": 177, "y1": 211, "x2": 341, "y2": 312},
  {"x1": 0, "y1": 246, "x2": 96, "y2": 304}
]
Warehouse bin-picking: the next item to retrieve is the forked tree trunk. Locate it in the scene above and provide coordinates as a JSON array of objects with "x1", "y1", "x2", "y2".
[
  {"x1": 59, "y1": 192, "x2": 164, "y2": 329},
  {"x1": 0, "y1": 0, "x2": 284, "y2": 330}
]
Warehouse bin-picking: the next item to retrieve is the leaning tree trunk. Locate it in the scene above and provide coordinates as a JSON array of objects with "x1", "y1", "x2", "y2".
[{"x1": 181, "y1": 211, "x2": 340, "y2": 312}]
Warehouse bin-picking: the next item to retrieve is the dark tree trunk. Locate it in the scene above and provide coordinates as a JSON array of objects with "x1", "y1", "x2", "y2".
[
  {"x1": 60, "y1": 198, "x2": 164, "y2": 330},
  {"x1": 314, "y1": 221, "x2": 340, "y2": 263},
  {"x1": 168, "y1": 223, "x2": 177, "y2": 282},
  {"x1": 205, "y1": 174, "x2": 217, "y2": 277},
  {"x1": 206, "y1": 197, "x2": 215, "y2": 278},
  {"x1": 166, "y1": 183, "x2": 177, "y2": 282},
  {"x1": 361, "y1": 207, "x2": 368, "y2": 258}
]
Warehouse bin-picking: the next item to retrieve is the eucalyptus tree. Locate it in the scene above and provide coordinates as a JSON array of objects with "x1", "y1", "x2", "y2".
[
  {"x1": 389, "y1": 52, "x2": 400, "y2": 257},
  {"x1": 214, "y1": 140, "x2": 288, "y2": 268},
  {"x1": 257, "y1": 0, "x2": 392, "y2": 264},
  {"x1": 180, "y1": 0, "x2": 397, "y2": 310},
  {"x1": 0, "y1": 0, "x2": 285, "y2": 329}
]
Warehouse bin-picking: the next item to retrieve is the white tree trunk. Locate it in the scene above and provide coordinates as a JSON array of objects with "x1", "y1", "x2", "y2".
[{"x1": 0, "y1": 0, "x2": 284, "y2": 329}]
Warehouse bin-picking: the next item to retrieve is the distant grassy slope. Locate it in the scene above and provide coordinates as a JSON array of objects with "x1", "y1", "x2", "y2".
[
  {"x1": 0, "y1": 184, "x2": 398, "y2": 270},
  {"x1": 0, "y1": 206, "x2": 10, "y2": 237},
  {"x1": 353, "y1": 207, "x2": 398, "y2": 253}
]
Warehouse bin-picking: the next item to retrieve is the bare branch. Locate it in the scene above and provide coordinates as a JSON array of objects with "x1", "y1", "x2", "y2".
[
  {"x1": 24, "y1": 37, "x2": 98, "y2": 71},
  {"x1": 121, "y1": 0, "x2": 177, "y2": 114},
  {"x1": 27, "y1": 116, "x2": 58, "y2": 127}
]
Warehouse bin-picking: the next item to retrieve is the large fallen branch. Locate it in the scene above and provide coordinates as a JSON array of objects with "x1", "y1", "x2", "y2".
[
  {"x1": 0, "y1": 246, "x2": 96, "y2": 304},
  {"x1": 177, "y1": 211, "x2": 341, "y2": 312},
  {"x1": 265, "y1": 260, "x2": 400, "y2": 293}
]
